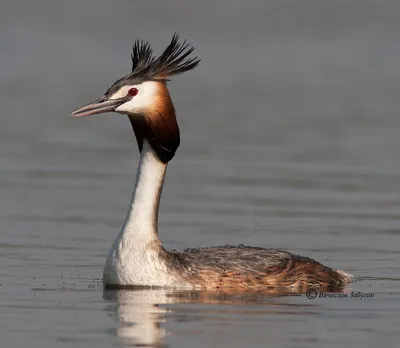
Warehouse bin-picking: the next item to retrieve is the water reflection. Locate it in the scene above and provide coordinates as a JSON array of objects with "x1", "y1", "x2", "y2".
[
  {"x1": 104, "y1": 289, "x2": 169, "y2": 347},
  {"x1": 103, "y1": 288, "x2": 320, "y2": 347}
]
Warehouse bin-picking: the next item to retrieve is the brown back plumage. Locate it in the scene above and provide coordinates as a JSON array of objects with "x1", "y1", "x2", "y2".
[{"x1": 163, "y1": 245, "x2": 352, "y2": 291}]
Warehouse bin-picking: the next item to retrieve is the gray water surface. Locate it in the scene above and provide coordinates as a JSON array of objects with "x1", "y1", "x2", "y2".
[{"x1": 1, "y1": 1, "x2": 400, "y2": 347}]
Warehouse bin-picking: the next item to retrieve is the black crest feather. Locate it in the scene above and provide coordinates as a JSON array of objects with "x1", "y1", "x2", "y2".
[
  {"x1": 131, "y1": 40, "x2": 154, "y2": 73},
  {"x1": 130, "y1": 33, "x2": 200, "y2": 80}
]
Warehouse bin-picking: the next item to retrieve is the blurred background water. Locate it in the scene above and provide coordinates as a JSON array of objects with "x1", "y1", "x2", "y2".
[{"x1": 1, "y1": 1, "x2": 400, "y2": 347}]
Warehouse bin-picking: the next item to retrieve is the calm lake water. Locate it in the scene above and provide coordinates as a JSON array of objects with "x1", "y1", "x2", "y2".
[{"x1": 1, "y1": 1, "x2": 400, "y2": 347}]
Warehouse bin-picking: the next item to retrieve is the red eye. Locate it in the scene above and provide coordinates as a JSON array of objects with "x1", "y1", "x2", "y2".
[{"x1": 128, "y1": 87, "x2": 138, "y2": 97}]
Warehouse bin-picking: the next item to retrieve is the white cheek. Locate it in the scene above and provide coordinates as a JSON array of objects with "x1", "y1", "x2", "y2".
[
  {"x1": 115, "y1": 81, "x2": 159, "y2": 114},
  {"x1": 115, "y1": 99, "x2": 136, "y2": 113}
]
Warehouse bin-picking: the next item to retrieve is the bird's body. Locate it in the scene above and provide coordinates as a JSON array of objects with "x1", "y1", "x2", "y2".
[
  {"x1": 70, "y1": 34, "x2": 352, "y2": 291},
  {"x1": 106, "y1": 244, "x2": 351, "y2": 290}
]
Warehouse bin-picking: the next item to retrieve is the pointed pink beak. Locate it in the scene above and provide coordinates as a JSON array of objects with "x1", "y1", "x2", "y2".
[{"x1": 70, "y1": 96, "x2": 125, "y2": 117}]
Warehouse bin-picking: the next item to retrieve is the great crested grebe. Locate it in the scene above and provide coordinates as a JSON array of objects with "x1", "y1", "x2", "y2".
[{"x1": 70, "y1": 34, "x2": 351, "y2": 290}]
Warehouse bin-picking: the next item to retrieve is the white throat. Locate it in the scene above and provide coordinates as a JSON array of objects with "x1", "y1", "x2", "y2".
[
  {"x1": 123, "y1": 139, "x2": 166, "y2": 241},
  {"x1": 103, "y1": 140, "x2": 170, "y2": 286}
]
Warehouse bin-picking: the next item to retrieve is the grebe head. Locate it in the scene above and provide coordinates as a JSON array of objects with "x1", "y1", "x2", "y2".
[{"x1": 70, "y1": 34, "x2": 199, "y2": 162}]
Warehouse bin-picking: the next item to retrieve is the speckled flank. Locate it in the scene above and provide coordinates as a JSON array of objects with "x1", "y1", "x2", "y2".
[{"x1": 165, "y1": 246, "x2": 352, "y2": 290}]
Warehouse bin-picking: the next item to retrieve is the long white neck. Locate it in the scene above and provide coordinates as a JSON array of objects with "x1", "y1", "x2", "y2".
[
  {"x1": 103, "y1": 139, "x2": 179, "y2": 286},
  {"x1": 122, "y1": 139, "x2": 167, "y2": 243}
]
